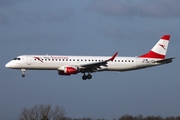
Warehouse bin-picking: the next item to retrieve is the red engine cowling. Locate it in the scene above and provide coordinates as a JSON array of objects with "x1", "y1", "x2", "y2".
[{"x1": 58, "y1": 66, "x2": 78, "y2": 75}]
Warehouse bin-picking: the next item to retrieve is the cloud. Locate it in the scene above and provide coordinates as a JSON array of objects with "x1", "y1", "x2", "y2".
[
  {"x1": 0, "y1": 7, "x2": 75, "y2": 24},
  {"x1": 46, "y1": 7, "x2": 75, "y2": 22},
  {"x1": 86, "y1": 0, "x2": 180, "y2": 18},
  {"x1": 98, "y1": 25, "x2": 173, "y2": 41},
  {"x1": 17, "y1": 9, "x2": 75, "y2": 23},
  {"x1": 0, "y1": 0, "x2": 23, "y2": 6},
  {"x1": 0, "y1": 12, "x2": 9, "y2": 25},
  {"x1": 98, "y1": 25, "x2": 127, "y2": 40}
]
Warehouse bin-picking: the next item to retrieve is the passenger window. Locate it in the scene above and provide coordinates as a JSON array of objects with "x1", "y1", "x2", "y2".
[{"x1": 13, "y1": 58, "x2": 21, "y2": 60}]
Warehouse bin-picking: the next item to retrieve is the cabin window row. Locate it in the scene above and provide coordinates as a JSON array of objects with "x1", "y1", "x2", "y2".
[
  {"x1": 34, "y1": 59, "x2": 104, "y2": 62},
  {"x1": 34, "y1": 59, "x2": 134, "y2": 62}
]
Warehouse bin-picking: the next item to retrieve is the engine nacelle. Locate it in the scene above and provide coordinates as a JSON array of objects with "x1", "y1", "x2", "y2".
[{"x1": 58, "y1": 66, "x2": 79, "y2": 75}]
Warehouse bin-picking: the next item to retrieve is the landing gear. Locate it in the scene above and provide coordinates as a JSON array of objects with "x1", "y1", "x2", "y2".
[
  {"x1": 82, "y1": 73, "x2": 92, "y2": 80},
  {"x1": 21, "y1": 69, "x2": 26, "y2": 78},
  {"x1": 87, "y1": 74, "x2": 92, "y2": 79},
  {"x1": 82, "y1": 74, "x2": 87, "y2": 80},
  {"x1": 22, "y1": 74, "x2": 25, "y2": 77}
]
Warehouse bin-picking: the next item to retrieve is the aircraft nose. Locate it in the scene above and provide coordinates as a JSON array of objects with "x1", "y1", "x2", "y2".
[{"x1": 5, "y1": 62, "x2": 11, "y2": 68}]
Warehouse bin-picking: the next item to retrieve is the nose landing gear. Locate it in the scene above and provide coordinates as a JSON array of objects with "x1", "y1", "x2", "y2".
[{"x1": 21, "y1": 69, "x2": 26, "y2": 77}]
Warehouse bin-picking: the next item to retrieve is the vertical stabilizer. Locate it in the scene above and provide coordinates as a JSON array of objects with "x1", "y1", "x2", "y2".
[{"x1": 139, "y1": 35, "x2": 170, "y2": 59}]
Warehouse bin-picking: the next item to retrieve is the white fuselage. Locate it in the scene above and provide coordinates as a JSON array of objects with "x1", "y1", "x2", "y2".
[{"x1": 5, "y1": 55, "x2": 161, "y2": 72}]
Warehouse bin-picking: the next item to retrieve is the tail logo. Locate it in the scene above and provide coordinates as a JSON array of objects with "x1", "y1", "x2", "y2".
[
  {"x1": 159, "y1": 44, "x2": 166, "y2": 50},
  {"x1": 139, "y1": 34, "x2": 170, "y2": 59}
]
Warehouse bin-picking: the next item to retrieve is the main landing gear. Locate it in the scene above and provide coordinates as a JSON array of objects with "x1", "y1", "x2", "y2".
[
  {"x1": 82, "y1": 73, "x2": 92, "y2": 80},
  {"x1": 21, "y1": 69, "x2": 26, "y2": 77}
]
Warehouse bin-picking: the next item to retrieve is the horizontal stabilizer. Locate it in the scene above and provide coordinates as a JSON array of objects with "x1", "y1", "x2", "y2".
[{"x1": 155, "y1": 57, "x2": 175, "y2": 64}]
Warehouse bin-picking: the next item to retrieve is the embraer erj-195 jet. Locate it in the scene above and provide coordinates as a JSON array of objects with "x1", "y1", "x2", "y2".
[{"x1": 5, "y1": 35, "x2": 174, "y2": 80}]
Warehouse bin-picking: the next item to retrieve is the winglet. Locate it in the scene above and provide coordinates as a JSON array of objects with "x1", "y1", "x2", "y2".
[{"x1": 109, "y1": 52, "x2": 118, "y2": 61}]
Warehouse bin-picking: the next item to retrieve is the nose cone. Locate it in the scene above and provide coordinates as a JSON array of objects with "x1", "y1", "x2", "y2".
[{"x1": 5, "y1": 62, "x2": 11, "y2": 68}]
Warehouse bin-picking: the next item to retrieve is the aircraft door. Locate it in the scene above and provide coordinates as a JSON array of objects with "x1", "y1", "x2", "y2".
[
  {"x1": 27, "y1": 55, "x2": 31, "y2": 65},
  {"x1": 136, "y1": 57, "x2": 140, "y2": 67}
]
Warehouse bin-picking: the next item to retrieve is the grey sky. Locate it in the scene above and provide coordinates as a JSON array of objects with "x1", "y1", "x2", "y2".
[
  {"x1": 87, "y1": 0, "x2": 180, "y2": 18},
  {"x1": 1, "y1": 0, "x2": 180, "y2": 119}
]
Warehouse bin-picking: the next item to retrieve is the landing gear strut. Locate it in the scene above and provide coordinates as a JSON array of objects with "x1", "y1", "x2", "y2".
[
  {"x1": 82, "y1": 73, "x2": 92, "y2": 80},
  {"x1": 21, "y1": 69, "x2": 26, "y2": 77}
]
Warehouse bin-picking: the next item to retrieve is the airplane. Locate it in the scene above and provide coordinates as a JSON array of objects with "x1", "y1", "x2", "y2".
[{"x1": 5, "y1": 35, "x2": 174, "y2": 80}]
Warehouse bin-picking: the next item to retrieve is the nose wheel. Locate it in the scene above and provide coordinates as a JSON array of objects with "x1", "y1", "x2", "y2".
[
  {"x1": 82, "y1": 73, "x2": 92, "y2": 80},
  {"x1": 21, "y1": 69, "x2": 26, "y2": 78}
]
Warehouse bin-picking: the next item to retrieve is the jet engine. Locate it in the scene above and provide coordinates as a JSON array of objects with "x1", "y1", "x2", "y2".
[{"x1": 58, "y1": 66, "x2": 79, "y2": 75}]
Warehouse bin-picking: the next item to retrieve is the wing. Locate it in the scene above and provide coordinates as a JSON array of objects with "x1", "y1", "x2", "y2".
[{"x1": 78, "y1": 52, "x2": 118, "y2": 72}]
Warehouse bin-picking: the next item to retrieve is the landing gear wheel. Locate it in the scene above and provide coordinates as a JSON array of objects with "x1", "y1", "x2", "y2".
[
  {"x1": 82, "y1": 73, "x2": 92, "y2": 80},
  {"x1": 87, "y1": 74, "x2": 92, "y2": 79},
  {"x1": 21, "y1": 69, "x2": 26, "y2": 78},
  {"x1": 22, "y1": 74, "x2": 25, "y2": 77},
  {"x1": 82, "y1": 75, "x2": 87, "y2": 80}
]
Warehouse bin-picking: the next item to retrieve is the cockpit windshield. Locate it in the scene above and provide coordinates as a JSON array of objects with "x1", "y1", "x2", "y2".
[{"x1": 13, "y1": 58, "x2": 21, "y2": 60}]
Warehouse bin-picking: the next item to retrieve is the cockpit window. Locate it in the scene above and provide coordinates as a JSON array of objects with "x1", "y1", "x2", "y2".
[{"x1": 13, "y1": 58, "x2": 21, "y2": 60}]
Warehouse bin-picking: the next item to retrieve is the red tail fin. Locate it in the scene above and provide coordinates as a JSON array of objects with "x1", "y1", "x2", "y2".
[{"x1": 139, "y1": 35, "x2": 170, "y2": 59}]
